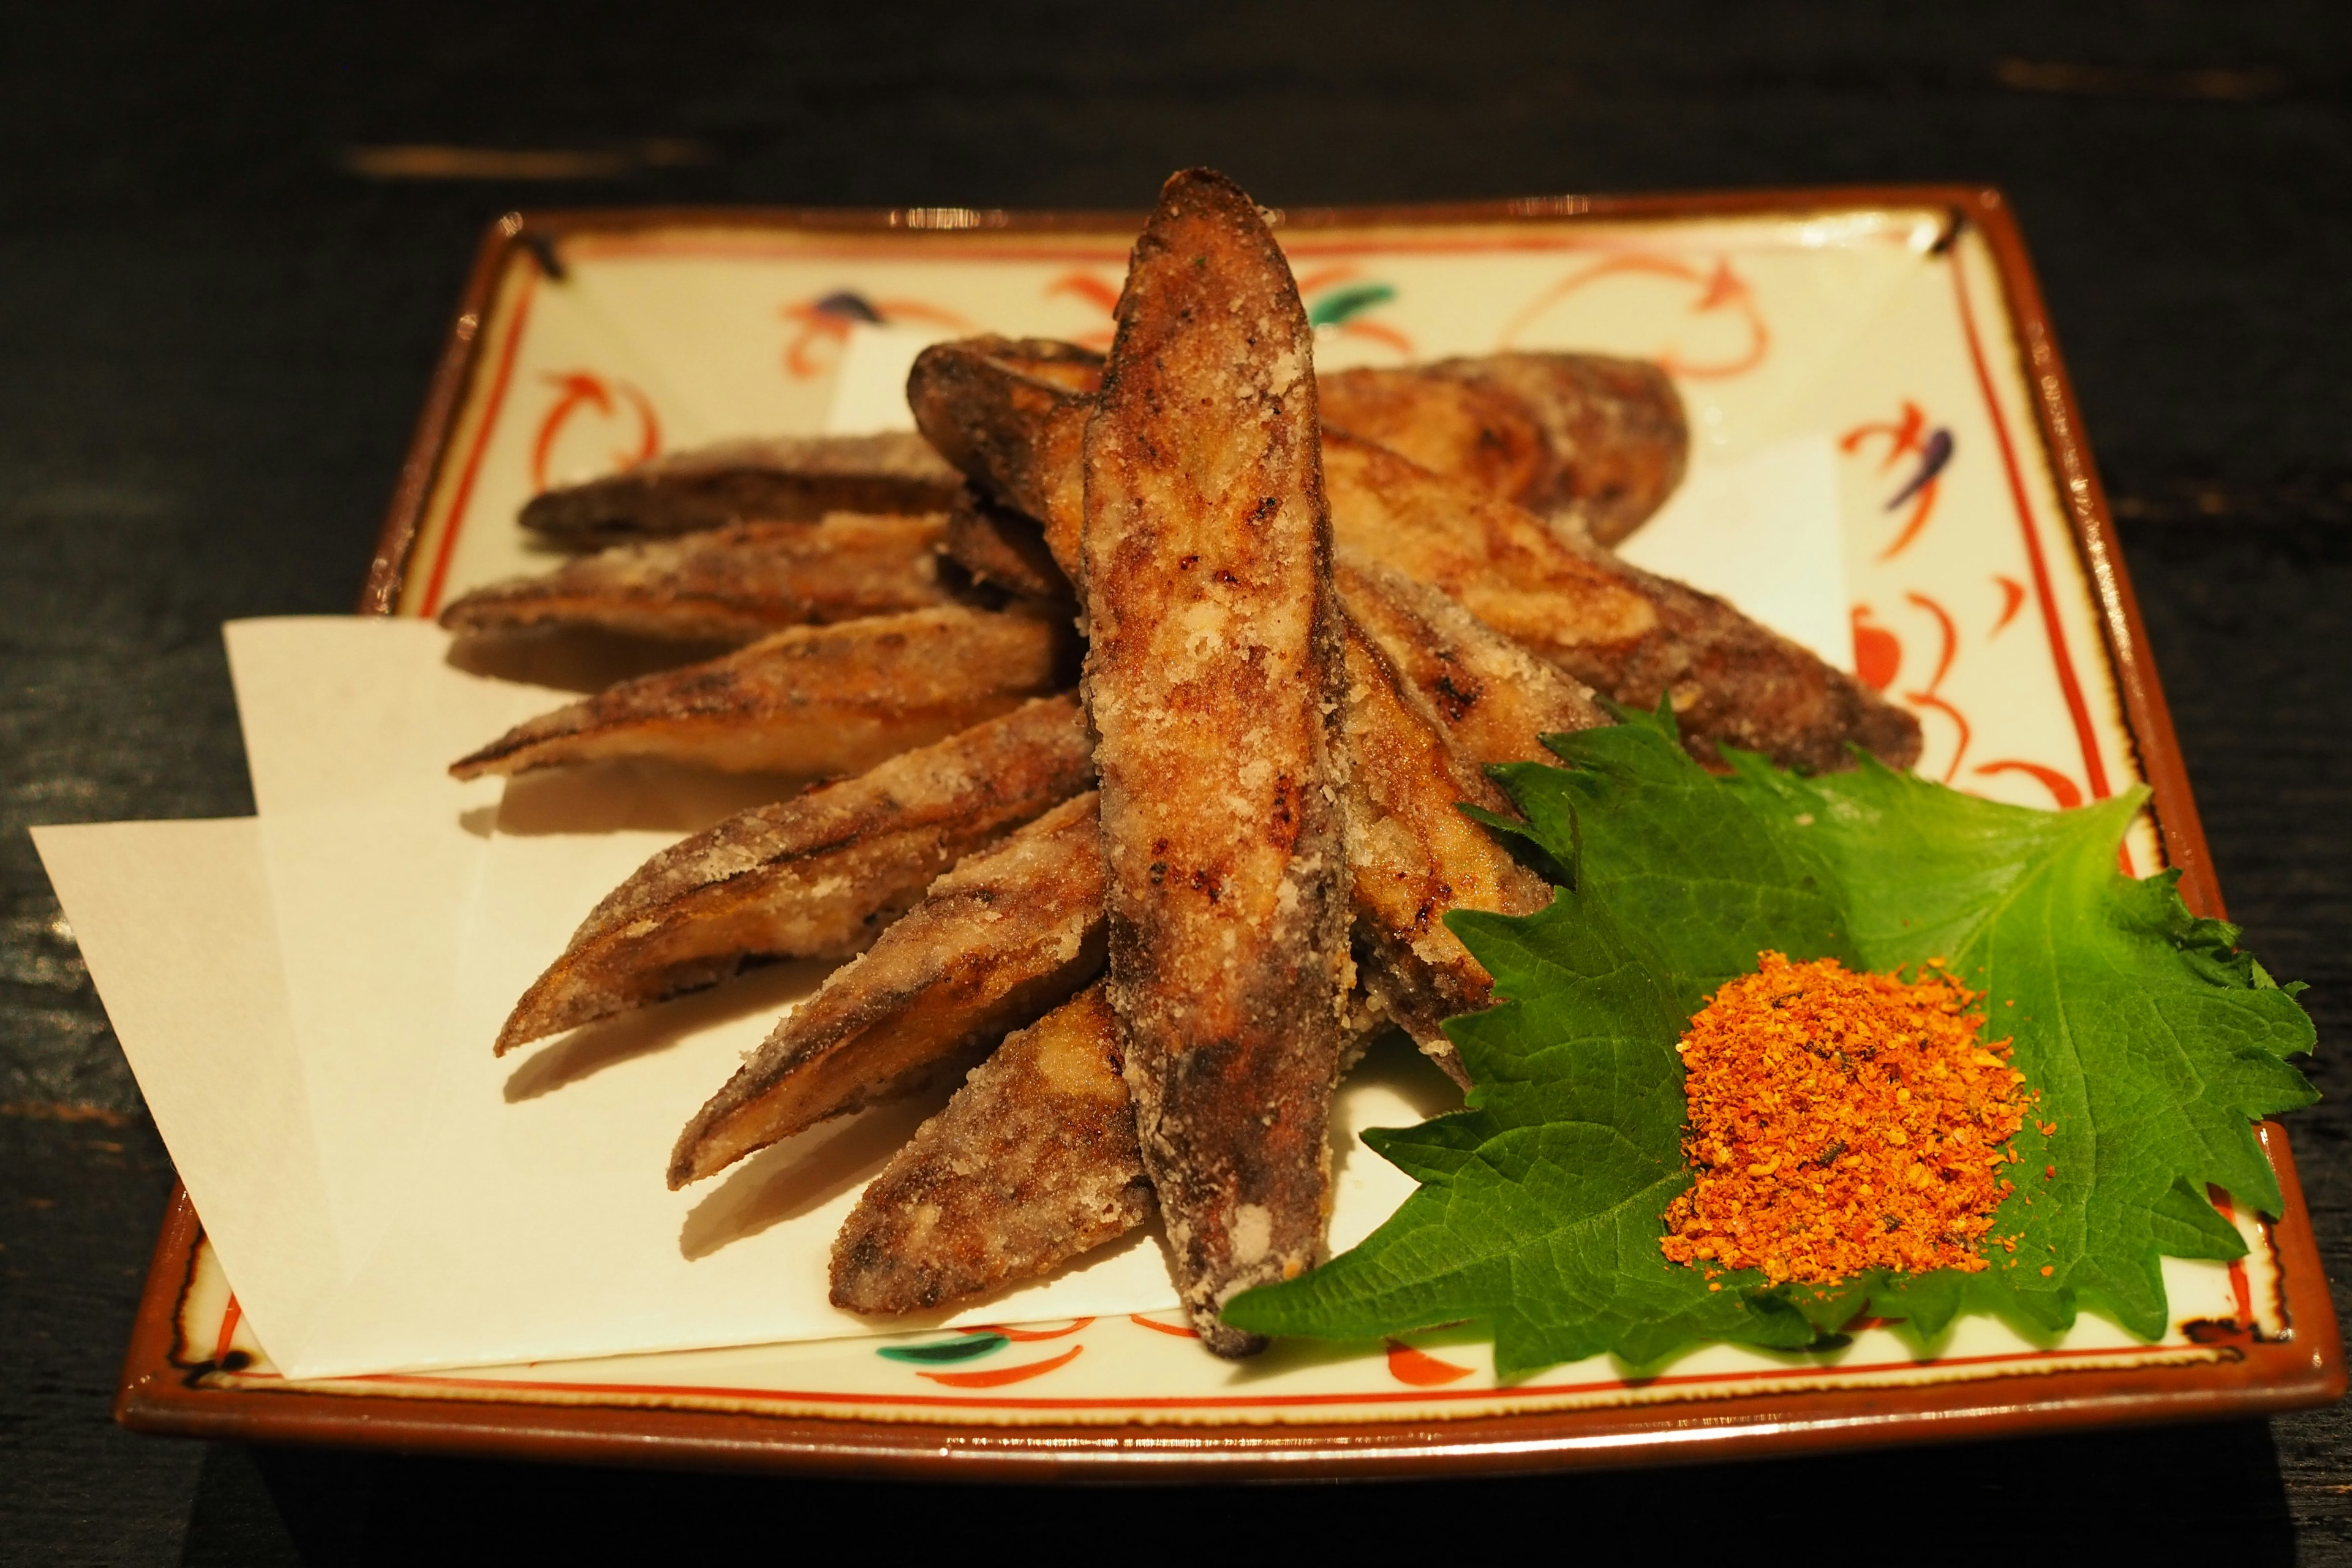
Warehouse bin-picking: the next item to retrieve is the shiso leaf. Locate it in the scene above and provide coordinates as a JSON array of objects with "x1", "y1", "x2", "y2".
[{"x1": 1225, "y1": 705, "x2": 2315, "y2": 1373}]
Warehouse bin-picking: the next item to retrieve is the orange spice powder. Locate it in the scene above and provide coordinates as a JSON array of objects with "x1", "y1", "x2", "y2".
[{"x1": 1660, "y1": 951, "x2": 2030, "y2": 1286}]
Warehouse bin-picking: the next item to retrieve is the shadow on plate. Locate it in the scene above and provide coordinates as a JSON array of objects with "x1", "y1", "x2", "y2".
[
  {"x1": 677, "y1": 1080, "x2": 960, "y2": 1261},
  {"x1": 502, "y1": 959, "x2": 832, "y2": 1102},
  {"x1": 445, "y1": 627, "x2": 733, "y2": 694}
]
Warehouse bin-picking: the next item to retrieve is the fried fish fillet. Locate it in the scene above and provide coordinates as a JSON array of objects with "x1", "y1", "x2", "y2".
[
  {"x1": 667, "y1": 790, "x2": 1108, "y2": 1187},
  {"x1": 942, "y1": 488, "x2": 1073, "y2": 603},
  {"x1": 815, "y1": 621, "x2": 1545, "y2": 1317},
  {"x1": 918, "y1": 340, "x2": 1681, "y2": 544},
  {"x1": 827, "y1": 983, "x2": 1150, "y2": 1314},
  {"x1": 829, "y1": 978, "x2": 1389, "y2": 1317},
  {"x1": 492, "y1": 695, "x2": 1093, "y2": 1054},
  {"x1": 1082, "y1": 170, "x2": 1354, "y2": 1355},
  {"x1": 439, "y1": 514, "x2": 952, "y2": 645},
  {"x1": 1319, "y1": 353, "x2": 1687, "y2": 546},
  {"x1": 1338, "y1": 613, "x2": 1548, "y2": 1082},
  {"x1": 907, "y1": 337, "x2": 1091, "y2": 551},
  {"x1": 518, "y1": 432, "x2": 962, "y2": 546},
  {"x1": 1335, "y1": 551, "x2": 1607, "y2": 764},
  {"x1": 909, "y1": 337, "x2": 1914, "y2": 773},
  {"x1": 448, "y1": 605, "x2": 1077, "y2": 780},
  {"x1": 1317, "y1": 431, "x2": 1919, "y2": 772}
]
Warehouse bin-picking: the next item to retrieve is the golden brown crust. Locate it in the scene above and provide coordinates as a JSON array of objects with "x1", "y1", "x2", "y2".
[
  {"x1": 439, "y1": 514, "x2": 952, "y2": 645},
  {"x1": 907, "y1": 337, "x2": 1910, "y2": 774},
  {"x1": 1318, "y1": 368, "x2": 1553, "y2": 519},
  {"x1": 942, "y1": 488, "x2": 1074, "y2": 603},
  {"x1": 1338, "y1": 614, "x2": 1548, "y2": 1084},
  {"x1": 828, "y1": 984, "x2": 1152, "y2": 1314},
  {"x1": 1335, "y1": 551, "x2": 1608, "y2": 765},
  {"x1": 1319, "y1": 432, "x2": 1920, "y2": 774},
  {"x1": 518, "y1": 432, "x2": 962, "y2": 546},
  {"x1": 447, "y1": 605, "x2": 1079, "y2": 780},
  {"x1": 1425, "y1": 353, "x2": 1689, "y2": 545},
  {"x1": 667, "y1": 791, "x2": 1108, "y2": 1188},
  {"x1": 907, "y1": 338, "x2": 1091, "y2": 541},
  {"x1": 1081, "y1": 170, "x2": 1354, "y2": 1355},
  {"x1": 492, "y1": 695, "x2": 1095, "y2": 1054}
]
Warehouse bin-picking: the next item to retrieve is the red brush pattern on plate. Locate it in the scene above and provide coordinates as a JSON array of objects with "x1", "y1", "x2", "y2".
[
  {"x1": 916, "y1": 1345, "x2": 1084, "y2": 1388},
  {"x1": 530, "y1": 371, "x2": 660, "y2": 491},
  {"x1": 1992, "y1": 575, "x2": 2028, "y2": 635},
  {"x1": 1900, "y1": 589, "x2": 1970, "y2": 782},
  {"x1": 1498, "y1": 254, "x2": 1768, "y2": 377},
  {"x1": 1128, "y1": 1313, "x2": 1200, "y2": 1338},
  {"x1": 1840, "y1": 400, "x2": 1954, "y2": 560},
  {"x1": 779, "y1": 290, "x2": 973, "y2": 378},
  {"x1": 1385, "y1": 1341, "x2": 1476, "y2": 1387},
  {"x1": 974, "y1": 1319, "x2": 1093, "y2": 1342}
]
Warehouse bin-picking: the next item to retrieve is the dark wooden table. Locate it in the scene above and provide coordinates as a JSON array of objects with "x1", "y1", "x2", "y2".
[{"x1": 4, "y1": 3, "x2": 2346, "y2": 1560}]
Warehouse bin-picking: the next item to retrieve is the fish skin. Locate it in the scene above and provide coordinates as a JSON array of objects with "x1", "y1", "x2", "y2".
[
  {"x1": 448, "y1": 605, "x2": 1077, "y2": 780},
  {"x1": 667, "y1": 791, "x2": 1109, "y2": 1188},
  {"x1": 519, "y1": 432, "x2": 961, "y2": 546},
  {"x1": 1081, "y1": 170, "x2": 1354, "y2": 1357},
  {"x1": 828, "y1": 983, "x2": 1152, "y2": 1314},
  {"x1": 492, "y1": 695, "x2": 1095, "y2": 1054},
  {"x1": 440, "y1": 514, "x2": 953, "y2": 645}
]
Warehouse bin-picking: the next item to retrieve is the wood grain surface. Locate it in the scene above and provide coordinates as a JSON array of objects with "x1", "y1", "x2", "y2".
[{"x1": 3, "y1": 1, "x2": 2347, "y2": 1560}]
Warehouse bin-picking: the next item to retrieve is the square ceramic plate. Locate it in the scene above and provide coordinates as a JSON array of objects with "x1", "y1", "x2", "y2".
[{"x1": 115, "y1": 187, "x2": 2342, "y2": 1479}]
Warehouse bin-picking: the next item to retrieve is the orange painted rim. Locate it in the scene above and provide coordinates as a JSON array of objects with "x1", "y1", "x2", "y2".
[{"x1": 118, "y1": 186, "x2": 2337, "y2": 1479}]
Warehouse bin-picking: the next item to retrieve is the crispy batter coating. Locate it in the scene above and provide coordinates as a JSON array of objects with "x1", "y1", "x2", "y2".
[
  {"x1": 448, "y1": 605, "x2": 1077, "y2": 780},
  {"x1": 518, "y1": 432, "x2": 962, "y2": 546},
  {"x1": 440, "y1": 514, "x2": 951, "y2": 645},
  {"x1": 942, "y1": 488, "x2": 1073, "y2": 603},
  {"x1": 492, "y1": 695, "x2": 1093, "y2": 1054},
  {"x1": 1335, "y1": 551, "x2": 1608, "y2": 765},
  {"x1": 1321, "y1": 354, "x2": 1689, "y2": 545},
  {"x1": 1338, "y1": 613, "x2": 1548, "y2": 1084},
  {"x1": 828, "y1": 984, "x2": 1152, "y2": 1314},
  {"x1": 909, "y1": 336, "x2": 1913, "y2": 774},
  {"x1": 1318, "y1": 432, "x2": 1920, "y2": 773},
  {"x1": 667, "y1": 791, "x2": 1108, "y2": 1187},
  {"x1": 1081, "y1": 170, "x2": 1354, "y2": 1355},
  {"x1": 908, "y1": 337, "x2": 1092, "y2": 548}
]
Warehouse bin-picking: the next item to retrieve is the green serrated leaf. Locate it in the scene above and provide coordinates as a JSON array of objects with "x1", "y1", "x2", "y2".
[{"x1": 1227, "y1": 717, "x2": 2316, "y2": 1371}]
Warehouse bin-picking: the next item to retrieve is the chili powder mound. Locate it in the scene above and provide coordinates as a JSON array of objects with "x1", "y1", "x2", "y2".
[{"x1": 1660, "y1": 951, "x2": 2029, "y2": 1286}]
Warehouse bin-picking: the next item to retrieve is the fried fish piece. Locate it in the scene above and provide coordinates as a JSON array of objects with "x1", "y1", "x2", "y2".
[
  {"x1": 492, "y1": 695, "x2": 1093, "y2": 1054},
  {"x1": 448, "y1": 605, "x2": 1077, "y2": 780},
  {"x1": 827, "y1": 983, "x2": 1150, "y2": 1314},
  {"x1": 1338, "y1": 612, "x2": 1549, "y2": 1083},
  {"x1": 1319, "y1": 353, "x2": 1687, "y2": 546},
  {"x1": 907, "y1": 337, "x2": 1091, "y2": 551},
  {"x1": 829, "y1": 979, "x2": 1390, "y2": 1317},
  {"x1": 518, "y1": 432, "x2": 962, "y2": 546},
  {"x1": 1082, "y1": 170, "x2": 1354, "y2": 1355},
  {"x1": 1335, "y1": 551, "x2": 1607, "y2": 765},
  {"x1": 919, "y1": 341, "x2": 1681, "y2": 546},
  {"x1": 439, "y1": 514, "x2": 952, "y2": 645},
  {"x1": 667, "y1": 790, "x2": 1108, "y2": 1187},
  {"x1": 942, "y1": 488, "x2": 1073, "y2": 603},
  {"x1": 908, "y1": 337, "x2": 1914, "y2": 774},
  {"x1": 1318, "y1": 431, "x2": 1918, "y2": 772}
]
